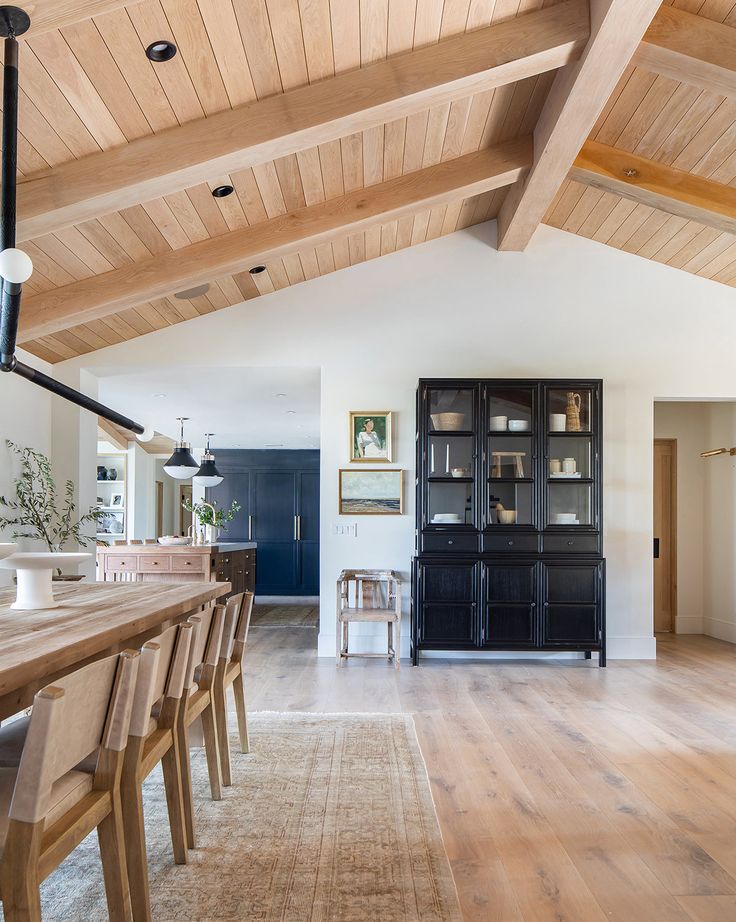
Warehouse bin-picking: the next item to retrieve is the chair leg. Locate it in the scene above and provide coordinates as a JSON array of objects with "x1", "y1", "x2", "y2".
[
  {"x1": 200, "y1": 699, "x2": 222, "y2": 801},
  {"x1": 387, "y1": 620, "x2": 393, "y2": 661},
  {"x1": 97, "y1": 793, "x2": 133, "y2": 922},
  {"x1": 213, "y1": 678, "x2": 232, "y2": 786},
  {"x1": 120, "y1": 766, "x2": 152, "y2": 922},
  {"x1": 161, "y1": 736, "x2": 189, "y2": 865},
  {"x1": 0, "y1": 821, "x2": 43, "y2": 922},
  {"x1": 175, "y1": 716, "x2": 196, "y2": 850},
  {"x1": 395, "y1": 619, "x2": 401, "y2": 669},
  {"x1": 233, "y1": 670, "x2": 250, "y2": 754}
]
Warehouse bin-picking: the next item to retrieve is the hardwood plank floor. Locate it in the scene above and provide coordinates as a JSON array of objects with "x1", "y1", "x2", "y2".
[{"x1": 242, "y1": 629, "x2": 736, "y2": 921}]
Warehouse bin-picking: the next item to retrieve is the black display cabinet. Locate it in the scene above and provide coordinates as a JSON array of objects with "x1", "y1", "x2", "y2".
[{"x1": 411, "y1": 379, "x2": 605, "y2": 665}]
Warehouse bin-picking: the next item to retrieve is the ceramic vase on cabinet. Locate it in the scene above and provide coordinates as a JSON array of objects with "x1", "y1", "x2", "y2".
[
  {"x1": 565, "y1": 392, "x2": 582, "y2": 432},
  {"x1": 205, "y1": 525, "x2": 220, "y2": 544}
]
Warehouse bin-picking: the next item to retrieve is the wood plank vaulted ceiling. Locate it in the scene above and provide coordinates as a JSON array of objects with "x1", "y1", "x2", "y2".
[{"x1": 7, "y1": 0, "x2": 736, "y2": 364}]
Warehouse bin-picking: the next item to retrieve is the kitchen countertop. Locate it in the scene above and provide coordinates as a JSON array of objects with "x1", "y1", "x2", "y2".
[{"x1": 97, "y1": 542, "x2": 257, "y2": 553}]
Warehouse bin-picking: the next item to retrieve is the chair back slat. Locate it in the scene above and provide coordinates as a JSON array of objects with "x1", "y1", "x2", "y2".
[
  {"x1": 220, "y1": 594, "x2": 243, "y2": 662},
  {"x1": 233, "y1": 591, "x2": 254, "y2": 650},
  {"x1": 128, "y1": 641, "x2": 162, "y2": 738},
  {"x1": 186, "y1": 605, "x2": 225, "y2": 687},
  {"x1": 10, "y1": 651, "x2": 140, "y2": 824}
]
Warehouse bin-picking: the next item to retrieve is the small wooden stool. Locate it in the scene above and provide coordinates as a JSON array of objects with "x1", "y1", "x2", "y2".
[
  {"x1": 336, "y1": 570, "x2": 401, "y2": 668},
  {"x1": 491, "y1": 450, "x2": 526, "y2": 478}
]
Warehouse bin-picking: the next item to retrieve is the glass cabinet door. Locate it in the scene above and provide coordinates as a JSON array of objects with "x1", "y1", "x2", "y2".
[
  {"x1": 428, "y1": 433, "x2": 475, "y2": 527},
  {"x1": 428, "y1": 386, "x2": 475, "y2": 433},
  {"x1": 485, "y1": 386, "x2": 536, "y2": 529},
  {"x1": 544, "y1": 386, "x2": 597, "y2": 528}
]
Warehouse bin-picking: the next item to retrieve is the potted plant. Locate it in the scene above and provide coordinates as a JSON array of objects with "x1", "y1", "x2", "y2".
[
  {"x1": 182, "y1": 497, "x2": 241, "y2": 544},
  {"x1": 0, "y1": 440, "x2": 105, "y2": 578}
]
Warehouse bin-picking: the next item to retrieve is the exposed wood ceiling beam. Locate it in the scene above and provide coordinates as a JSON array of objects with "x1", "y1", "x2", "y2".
[
  {"x1": 18, "y1": 138, "x2": 533, "y2": 342},
  {"x1": 23, "y1": 1, "x2": 141, "y2": 36},
  {"x1": 636, "y1": 6, "x2": 736, "y2": 100},
  {"x1": 15, "y1": 1, "x2": 588, "y2": 241},
  {"x1": 571, "y1": 140, "x2": 736, "y2": 236},
  {"x1": 97, "y1": 417, "x2": 127, "y2": 451},
  {"x1": 496, "y1": 0, "x2": 661, "y2": 252}
]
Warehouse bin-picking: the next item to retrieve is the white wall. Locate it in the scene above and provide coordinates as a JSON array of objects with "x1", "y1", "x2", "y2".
[
  {"x1": 653, "y1": 402, "x2": 709, "y2": 634},
  {"x1": 61, "y1": 221, "x2": 736, "y2": 659},
  {"x1": 0, "y1": 350, "x2": 53, "y2": 583},
  {"x1": 704, "y1": 404, "x2": 736, "y2": 644},
  {"x1": 155, "y1": 459, "x2": 178, "y2": 537}
]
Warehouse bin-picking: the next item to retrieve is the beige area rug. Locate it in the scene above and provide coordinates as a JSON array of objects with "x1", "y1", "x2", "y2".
[
  {"x1": 251, "y1": 603, "x2": 319, "y2": 627},
  {"x1": 11, "y1": 713, "x2": 462, "y2": 922}
]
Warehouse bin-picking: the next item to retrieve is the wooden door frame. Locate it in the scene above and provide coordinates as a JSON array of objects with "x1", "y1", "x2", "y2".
[{"x1": 653, "y1": 438, "x2": 678, "y2": 632}]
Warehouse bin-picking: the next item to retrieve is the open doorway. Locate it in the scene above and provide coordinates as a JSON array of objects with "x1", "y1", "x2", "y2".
[{"x1": 653, "y1": 439, "x2": 677, "y2": 633}]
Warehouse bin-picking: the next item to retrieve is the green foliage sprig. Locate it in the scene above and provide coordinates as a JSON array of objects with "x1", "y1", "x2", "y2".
[
  {"x1": 0, "y1": 441, "x2": 105, "y2": 555},
  {"x1": 182, "y1": 497, "x2": 241, "y2": 529}
]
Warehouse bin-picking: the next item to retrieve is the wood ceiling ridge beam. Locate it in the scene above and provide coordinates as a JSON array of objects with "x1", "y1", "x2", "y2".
[
  {"x1": 16, "y1": 0, "x2": 588, "y2": 241},
  {"x1": 570, "y1": 140, "x2": 736, "y2": 237},
  {"x1": 636, "y1": 6, "x2": 736, "y2": 100},
  {"x1": 496, "y1": 0, "x2": 663, "y2": 252},
  {"x1": 17, "y1": 137, "x2": 534, "y2": 343}
]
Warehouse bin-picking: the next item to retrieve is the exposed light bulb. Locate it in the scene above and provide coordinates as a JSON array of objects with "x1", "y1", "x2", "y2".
[{"x1": 0, "y1": 248, "x2": 33, "y2": 284}]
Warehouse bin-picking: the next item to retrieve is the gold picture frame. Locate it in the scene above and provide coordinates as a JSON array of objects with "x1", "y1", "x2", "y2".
[
  {"x1": 349, "y1": 411, "x2": 393, "y2": 463},
  {"x1": 339, "y1": 469, "x2": 404, "y2": 515}
]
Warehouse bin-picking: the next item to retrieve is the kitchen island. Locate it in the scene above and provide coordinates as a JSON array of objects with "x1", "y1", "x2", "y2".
[{"x1": 97, "y1": 542, "x2": 256, "y2": 598}]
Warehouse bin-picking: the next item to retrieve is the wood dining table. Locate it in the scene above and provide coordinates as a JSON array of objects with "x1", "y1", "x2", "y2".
[{"x1": 0, "y1": 579, "x2": 231, "y2": 721}]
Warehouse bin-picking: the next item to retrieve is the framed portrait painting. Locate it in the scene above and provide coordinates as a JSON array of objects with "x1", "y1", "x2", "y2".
[
  {"x1": 339, "y1": 469, "x2": 403, "y2": 515},
  {"x1": 349, "y1": 411, "x2": 392, "y2": 463}
]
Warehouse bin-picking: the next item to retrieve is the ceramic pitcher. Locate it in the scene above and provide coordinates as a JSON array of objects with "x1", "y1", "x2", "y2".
[{"x1": 565, "y1": 392, "x2": 582, "y2": 432}]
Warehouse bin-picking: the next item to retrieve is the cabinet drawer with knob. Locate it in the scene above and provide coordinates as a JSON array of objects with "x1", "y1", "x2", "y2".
[
  {"x1": 137, "y1": 556, "x2": 171, "y2": 573},
  {"x1": 422, "y1": 533, "x2": 479, "y2": 554},
  {"x1": 483, "y1": 534, "x2": 538, "y2": 554},
  {"x1": 542, "y1": 534, "x2": 599, "y2": 555},
  {"x1": 106, "y1": 555, "x2": 138, "y2": 573},
  {"x1": 171, "y1": 555, "x2": 206, "y2": 573}
]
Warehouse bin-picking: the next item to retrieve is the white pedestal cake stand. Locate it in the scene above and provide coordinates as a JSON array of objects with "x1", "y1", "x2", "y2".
[{"x1": 0, "y1": 552, "x2": 91, "y2": 610}]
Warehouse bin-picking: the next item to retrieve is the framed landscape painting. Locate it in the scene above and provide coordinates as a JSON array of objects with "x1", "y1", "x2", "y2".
[
  {"x1": 339, "y1": 469, "x2": 403, "y2": 515},
  {"x1": 349, "y1": 411, "x2": 392, "y2": 462}
]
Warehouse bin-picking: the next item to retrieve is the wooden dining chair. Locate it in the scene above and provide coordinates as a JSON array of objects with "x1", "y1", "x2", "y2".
[
  {"x1": 211, "y1": 593, "x2": 242, "y2": 788},
  {"x1": 213, "y1": 591, "x2": 254, "y2": 776},
  {"x1": 121, "y1": 623, "x2": 193, "y2": 922},
  {"x1": 0, "y1": 649, "x2": 140, "y2": 922},
  {"x1": 176, "y1": 605, "x2": 225, "y2": 851}
]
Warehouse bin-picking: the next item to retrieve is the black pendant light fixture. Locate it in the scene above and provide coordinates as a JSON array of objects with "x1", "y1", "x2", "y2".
[
  {"x1": 0, "y1": 6, "x2": 152, "y2": 440},
  {"x1": 193, "y1": 433, "x2": 223, "y2": 487},
  {"x1": 163, "y1": 417, "x2": 199, "y2": 480}
]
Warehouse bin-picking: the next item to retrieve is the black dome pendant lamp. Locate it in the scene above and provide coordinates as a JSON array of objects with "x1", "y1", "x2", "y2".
[
  {"x1": 193, "y1": 433, "x2": 223, "y2": 487},
  {"x1": 0, "y1": 6, "x2": 153, "y2": 440},
  {"x1": 163, "y1": 417, "x2": 200, "y2": 480}
]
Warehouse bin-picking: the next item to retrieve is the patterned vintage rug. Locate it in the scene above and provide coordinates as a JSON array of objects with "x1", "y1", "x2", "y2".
[
  {"x1": 11, "y1": 713, "x2": 462, "y2": 922},
  {"x1": 251, "y1": 604, "x2": 319, "y2": 627}
]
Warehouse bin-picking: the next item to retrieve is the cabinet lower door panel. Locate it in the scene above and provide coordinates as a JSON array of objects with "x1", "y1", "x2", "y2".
[
  {"x1": 543, "y1": 605, "x2": 598, "y2": 644},
  {"x1": 255, "y1": 542, "x2": 298, "y2": 594},
  {"x1": 420, "y1": 604, "x2": 476, "y2": 645},
  {"x1": 486, "y1": 605, "x2": 535, "y2": 645}
]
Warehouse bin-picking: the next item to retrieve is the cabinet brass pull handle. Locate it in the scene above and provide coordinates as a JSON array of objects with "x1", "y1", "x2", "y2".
[
  {"x1": 294, "y1": 515, "x2": 298, "y2": 541},
  {"x1": 248, "y1": 515, "x2": 253, "y2": 540},
  {"x1": 185, "y1": 561, "x2": 191, "y2": 566}
]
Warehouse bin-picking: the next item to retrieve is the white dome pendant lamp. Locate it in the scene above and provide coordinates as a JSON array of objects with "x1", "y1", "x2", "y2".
[
  {"x1": 193, "y1": 433, "x2": 223, "y2": 487},
  {"x1": 163, "y1": 417, "x2": 200, "y2": 480}
]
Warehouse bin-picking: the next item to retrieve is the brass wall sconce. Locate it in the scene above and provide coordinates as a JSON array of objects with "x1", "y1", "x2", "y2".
[{"x1": 700, "y1": 447, "x2": 736, "y2": 458}]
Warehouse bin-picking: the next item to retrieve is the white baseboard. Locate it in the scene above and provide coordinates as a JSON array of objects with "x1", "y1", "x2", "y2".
[
  {"x1": 703, "y1": 617, "x2": 736, "y2": 644},
  {"x1": 675, "y1": 615, "x2": 704, "y2": 634},
  {"x1": 317, "y1": 631, "x2": 657, "y2": 660},
  {"x1": 256, "y1": 595, "x2": 319, "y2": 605}
]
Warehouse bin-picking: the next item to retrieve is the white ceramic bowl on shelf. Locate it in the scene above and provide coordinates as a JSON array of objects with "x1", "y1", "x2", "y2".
[
  {"x1": 552, "y1": 513, "x2": 578, "y2": 525},
  {"x1": 508, "y1": 419, "x2": 529, "y2": 432},
  {"x1": 497, "y1": 510, "x2": 517, "y2": 524},
  {"x1": 157, "y1": 536, "x2": 192, "y2": 546},
  {"x1": 431, "y1": 513, "x2": 463, "y2": 524}
]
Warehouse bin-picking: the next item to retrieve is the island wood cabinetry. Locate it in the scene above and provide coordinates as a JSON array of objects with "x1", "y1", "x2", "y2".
[
  {"x1": 412, "y1": 378, "x2": 605, "y2": 666},
  {"x1": 97, "y1": 542, "x2": 256, "y2": 599}
]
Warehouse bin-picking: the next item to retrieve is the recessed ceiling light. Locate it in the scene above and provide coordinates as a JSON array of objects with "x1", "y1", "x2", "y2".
[
  {"x1": 145, "y1": 40, "x2": 177, "y2": 62},
  {"x1": 285, "y1": 410, "x2": 296, "y2": 415},
  {"x1": 273, "y1": 393, "x2": 287, "y2": 398},
  {"x1": 153, "y1": 393, "x2": 167, "y2": 398},
  {"x1": 174, "y1": 283, "x2": 210, "y2": 299},
  {"x1": 249, "y1": 265, "x2": 266, "y2": 274},
  {"x1": 212, "y1": 184, "x2": 234, "y2": 198}
]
